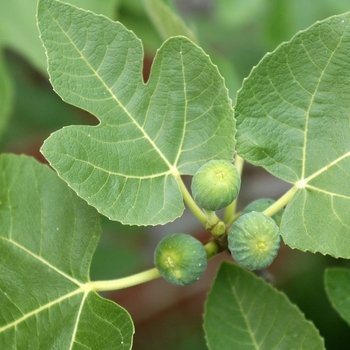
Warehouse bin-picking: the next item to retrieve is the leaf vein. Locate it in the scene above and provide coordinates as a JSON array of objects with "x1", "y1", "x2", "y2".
[
  {"x1": 0, "y1": 237, "x2": 83, "y2": 286},
  {"x1": 301, "y1": 26, "x2": 347, "y2": 179},
  {"x1": 0, "y1": 288, "x2": 83, "y2": 333}
]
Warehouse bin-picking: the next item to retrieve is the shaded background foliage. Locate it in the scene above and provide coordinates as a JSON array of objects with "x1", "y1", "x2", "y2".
[{"x1": 1, "y1": 0, "x2": 350, "y2": 348}]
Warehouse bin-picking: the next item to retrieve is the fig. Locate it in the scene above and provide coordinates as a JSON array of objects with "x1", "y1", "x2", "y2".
[
  {"x1": 191, "y1": 160, "x2": 241, "y2": 211},
  {"x1": 242, "y1": 198, "x2": 284, "y2": 226},
  {"x1": 228, "y1": 211, "x2": 280, "y2": 270},
  {"x1": 154, "y1": 233, "x2": 207, "y2": 286}
]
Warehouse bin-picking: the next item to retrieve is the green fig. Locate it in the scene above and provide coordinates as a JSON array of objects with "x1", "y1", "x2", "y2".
[
  {"x1": 191, "y1": 160, "x2": 241, "y2": 211},
  {"x1": 154, "y1": 233, "x2": 207, "y2": 286},
  {"x1": 228, "y1": 211, "x2": 280, "y2": 270}
]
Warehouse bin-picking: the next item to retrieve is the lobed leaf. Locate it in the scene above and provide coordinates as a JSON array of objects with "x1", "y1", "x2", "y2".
[
  {"x1": 0, "y1": 154, "x2": 133, "y2": 349},
  {"x1": 204, "y1": 261, "x2": 325, "y2": 350},
  {"x1": 235, "y1": 12, "x2": 350, "y2": 257},
  {"x1": 325, "y1": 268, "x2": 350, "y2": 327},
  {"x1": 37, "y1": 0, "x2": 235, "y2": 226}
]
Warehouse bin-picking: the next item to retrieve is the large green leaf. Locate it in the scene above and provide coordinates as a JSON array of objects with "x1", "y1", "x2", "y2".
[
  {"x1": 325, "y1": 268, "x2": 350, "y2": 327},
  {"x1": 235, "y1": 13, "x2": 350, "y2": 257},
  {"x1": 204, "y1": 262, "x2": 324, "y2": 350},
  {"x1": 0, "y1": 154, "x2": 133, "y2": 349},
  {"x1": 37, "y1": 0, "x2": 235, "y2": 226}
]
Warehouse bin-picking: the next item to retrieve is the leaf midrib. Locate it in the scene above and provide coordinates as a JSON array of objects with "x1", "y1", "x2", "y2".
[
  {"x1": 301, "y1": 20, "x2": 349, "y2": 182},
  {"x1": 1, "y1": 237, "x2": 83, "y2": 285}
]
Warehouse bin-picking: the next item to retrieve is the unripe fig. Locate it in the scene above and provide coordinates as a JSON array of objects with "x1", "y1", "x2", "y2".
[
  {"x1": 154, "y1": 233, "x2": 207, "y2": 286},
  {"x1": 242, "y1": 198, "x2": 284, "y2": 226},
  {"x1": 191, "y1": 160, "x2": 241, "y2": 211},
  {"x1": 228, "y1": 211, "x2": 280, "y2": 270}
]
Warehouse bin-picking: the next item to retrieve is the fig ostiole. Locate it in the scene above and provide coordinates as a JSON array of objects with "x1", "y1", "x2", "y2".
[
  {"x1": 228, "y1": 211, "x2": 280, "y2": 271},
  {"x1": 242, "y1": 198, "x2": 284, "y2": 226},
  {"x1": 191, "y1": 160, "x2": 241, "y2": 211},
  {"x1": 154, "y1": 233, "x2": 207, "y2": 286}
]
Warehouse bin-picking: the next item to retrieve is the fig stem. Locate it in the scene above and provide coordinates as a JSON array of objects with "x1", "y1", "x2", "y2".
[
  {"x1": 204, "y1": 240, "x2": 220, "y2": 259},
  {"x1": 89, "y1": 240, "x2": 221, "y2": 292},
  {"x1": 204, "y1": 209, "x2": 220, "y2": 227},
  {"x1": 263, "y1": 184, "x2": 298, "y2": 217},
  {"x1": 176, "y1": 175, "x2": 207, "y2": 226},
  {"x1": 90, "y1": 268, "x2": 161, "y2": 292},
  {"x1": 212, "y1": 221, "x2": 226, "y2": 237},
  {"x1": 224, "y1": 154, "x2": 245, "y2": 224}
]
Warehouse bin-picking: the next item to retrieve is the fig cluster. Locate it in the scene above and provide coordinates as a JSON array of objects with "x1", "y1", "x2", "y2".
[{"x1": 154, "y1": 162, "x2": 284, "y2": 287}]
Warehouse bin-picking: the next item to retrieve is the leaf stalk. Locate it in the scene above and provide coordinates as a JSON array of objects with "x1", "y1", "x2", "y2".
[
  {"x1": 263, "y1": 184, "x2": 299, "y2": 217},
  {"x1": 90, "y1": 268, "x2": 161, "y2": 292},
  {"x1": 176, "y1": 175, "x2": 207, "y2": 226}
]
